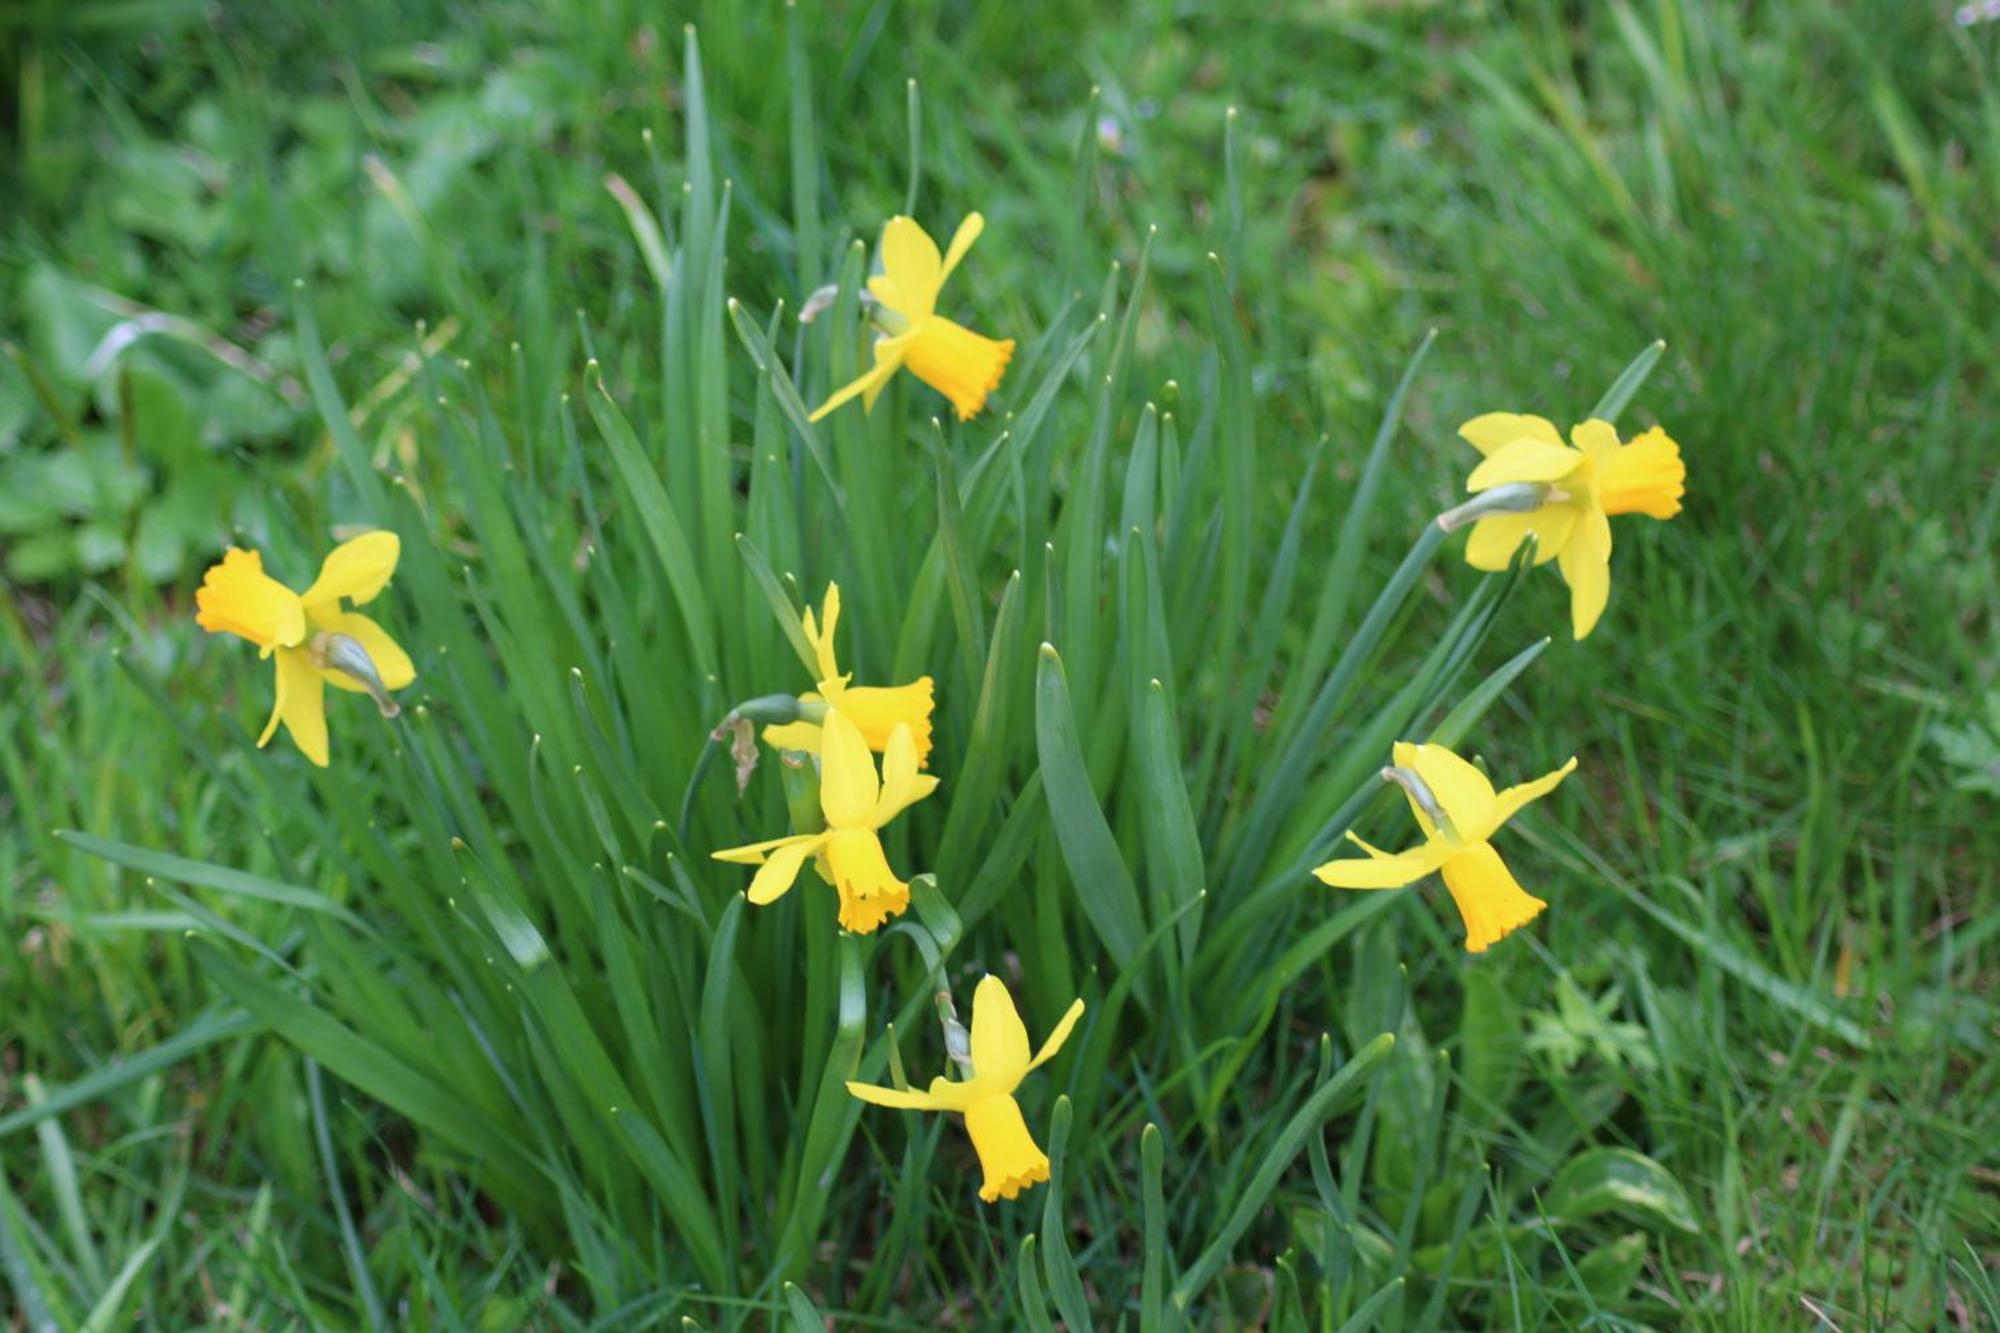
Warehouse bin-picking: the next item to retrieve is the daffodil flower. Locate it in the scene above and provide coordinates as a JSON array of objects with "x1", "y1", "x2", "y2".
[
  {"x1": 194, "y1": 532, "x2": 415, "y2": 768},
  {"x1": 762, "y1": 583, "x2": 934, "y2": 765},
  {"x1": 713, "y1": 710, "x2": 937, "y2": 933},
  {"x1": 808, "y1": 214, "x2": 1014, "y2": 423},
  {"x1": 1314, "y1": 741, "x2": 1577, "y2": 953},
  {"x1": 1450, "y1": 414, "x2": 1686, "y2": 639},
  {"x1": 848, "y1": 976, "x2": 1085, "y2": 1203}
]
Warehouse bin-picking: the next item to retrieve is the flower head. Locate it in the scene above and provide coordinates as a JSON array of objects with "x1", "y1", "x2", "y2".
[
  {"x1": 194, "y1": 532, "x2": 415, "y2": 767},
  {"x1": 761, "y1": 582, "x2": 934, "y2": 765},
  {"x1": 808, "y1": 214, "x2": 1014, "y2": 423},
  {"x1": 847, "y1": 976, "x2": 1085, "y2": 1202},
  {"x1": 713, "y1": 710, "x2": 937, "y2": 932},
  {"x1": 1454, "y1": 414, "x2": 1686, "y2": 639},
  {"x1": 1313, "y1": 740, "x2": 1576, "y2": 953}
]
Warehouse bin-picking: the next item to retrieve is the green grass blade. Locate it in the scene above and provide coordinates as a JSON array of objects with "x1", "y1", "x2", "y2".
[
  {"x1": 1173, "y1": 1033, "x2": 1396, "y2": 1312},
  {"x1": 0, "y1": 1007, "x2": 257, "y2": 1140}
]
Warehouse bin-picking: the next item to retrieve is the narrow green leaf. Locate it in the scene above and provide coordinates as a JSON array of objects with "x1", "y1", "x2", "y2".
[
  {"x1": 1140, "y1": 1123, "x2": 1167, "y2": 1333},
  {"x1": 586, "y1": 368, "x2": 720, "y2": 684},
  {"x1": 78, "y1": 1235, "x2": 164, "y2": 1333},
  {"x1": 56, "y1": 830, "x2": 365, "y2": 928},
  {"x1": 1016, "y1": 1235, "x2": 1058, "y2": 1333},
  {"x1": 1034, "y1": 644, "x2": 1146, "y2": 982},
  {"x1": 1138, "y1": 680, "x2": 1204, "y2": 966},
  {"x1": 1588, "y1": 340, "x2": 1667, "y2": 422},
  {"x1": 1039, "y1": 1097, "x2": 1093, "y2": 1332}
]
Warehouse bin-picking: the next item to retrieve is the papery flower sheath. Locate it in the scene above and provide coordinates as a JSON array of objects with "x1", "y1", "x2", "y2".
[
  {"x1": 1454, "y1": 413, "x2": 1686, "y2": 639},
  {"x1": 761, "y1": 582, "x2": 934, "y2": 765},
  {"x1": 808, "y1": 214, "x2": 1014, "y2": 423},
  {"x1": 847, "y1": 976, "x2": 1084, "y2": 1203},
  {"x1": 713, "y1": 710, "x2": 937, "y2": 933},
  {"x1": 1314, "y1": 740, "x2": 1577, "y2": 953},
  {"x1": 194, "y1": 532, "x2": 415, "y2": 767}
]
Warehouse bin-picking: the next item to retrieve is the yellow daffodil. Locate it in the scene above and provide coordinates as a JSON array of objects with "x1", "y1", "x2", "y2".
[
  {"x1": 1314, "y1": 740, "x2": 1577, "y2": 953},
  {"x1": 848, "y1": 976, "x2": 1085, "y2": 1203},
  {"x1": 808, "y1": 214, "x2": 1014, "y2": 423},
  {"x1": 1453, "y1": 414, "x2": 1686, "y2": 639},
  {"x1": 713, "y1": 709, "x2": 936, "y2": 933},
  {"x1": 194, "y1": 532, "x2": 415, "y2": 768},
  {"x1": 762, "y1": 582, "x2": 934, "y2": 765}
]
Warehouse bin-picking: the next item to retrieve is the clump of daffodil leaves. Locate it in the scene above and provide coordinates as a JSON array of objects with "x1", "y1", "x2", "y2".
[{"x1": 192, "y1": 206, "x2": 1692, "y2": 1224}]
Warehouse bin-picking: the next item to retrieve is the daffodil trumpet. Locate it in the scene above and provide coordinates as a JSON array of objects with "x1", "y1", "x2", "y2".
[
  {"x1": 848, "y1": 976, "x2": 1085, "y2": 1203},
  {"x1": 194, "y1": 532, "x2": 415, "y2": 768},
  {"x1": 1313, "y1": 740, "x2": 1578, "y2": 954}
]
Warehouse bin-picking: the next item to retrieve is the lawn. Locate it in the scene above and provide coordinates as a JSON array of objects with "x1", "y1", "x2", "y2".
[{"x1": 2, "y1": 1, "x2": 1995, "y2": 1328}]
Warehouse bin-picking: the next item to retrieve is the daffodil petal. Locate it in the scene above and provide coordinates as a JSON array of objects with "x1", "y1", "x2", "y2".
[
  {"x1": 1493, "y1": 756, "x2": 1579, "y2": 828},
  {"x1": 310, "y1": 610, "x2": 416, "y2": 693},
  {"x1": 878, "y1": 216, "x2": 943, "y2": 321},
  {"x1": 968, "y1": 975, "x2": 1031, "y2": 1087},
  {"x1": 745, "y1": 835, "x2": 823, "y2": 905},
  {"x1": 865, "y1": 274, "x2": 905, "y2": 311},
  {"x1": 195, "y1": 548, "x2": 306, "y2": 649},
  {"x1": 1440, "y1": 843, "x2": 1546, "y2": 953},
  {"x1": 818, "y1": 710, "x2": 880, "y2": 827},
  {"x1": 1570, "y1": 418, "x2": 1621, "y2": 459},
  {"x1": 1312, "y1": 835, "x2": 1447, "y2": 889},
  {"x1": 1466, "y1": 439, "x2": 1584, "y2": 491},
  {"x1": 807, "y1": 335, "x2": 911, "y2": 422},
  {"x1": 761, "y1": 720, "x2": 823, "y2": 752},
  {"x1": 1391, "y1": 741, "x2": 1500, "y2": 843},
  {"x1": 1458, "y1": 412, "x2": 1563, "y2": 456},
  {"x1": 265, "y1": 647, "x2": 328, "y2": 767},
  {"x1": 712, "y1": 832, "x2": 818, "y2": 864},
  {"x1": 302, "y1": 531, "x2": 400, "y2": 611},
  {"x1": 1024, "y1": 998, "x2": 1086, "y2": 1074},
  {"x1": 1464, "y1": 507, "x2": 1577, "y2": 570},
  {"x1": 938, "y1": 212, "x2": 985, "y2": 287},
  {"x1": 845, "y1": 1080, "x2": 950, "y2": 1111},
  {"x1": 1557, "y1": 507, "x2": 1613, "y2": 639},
  {"x1": 807, "y1": 585, "x2": 843, "y2": 684},
  {"x1": 871, "y1": 722, "x2": 939, "y2": 825}
]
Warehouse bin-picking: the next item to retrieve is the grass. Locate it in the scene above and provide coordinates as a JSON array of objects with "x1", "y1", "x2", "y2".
[{"x1": 3, "y1": 0, "x2": 1995, "y2": 1327}]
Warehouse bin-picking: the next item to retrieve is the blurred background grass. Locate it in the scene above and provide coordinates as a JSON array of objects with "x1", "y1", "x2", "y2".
[{"x1": 2, "y1": 0, "x2": 1995, "y2": 1325}]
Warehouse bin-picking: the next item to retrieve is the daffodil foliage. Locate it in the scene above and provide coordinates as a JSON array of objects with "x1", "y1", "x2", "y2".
[{"x1": 86, "y1": 29, "x2": 1702, "y2": 1329}]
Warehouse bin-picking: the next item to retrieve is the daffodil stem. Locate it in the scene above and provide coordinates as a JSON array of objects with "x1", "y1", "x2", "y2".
[
  {"x1": 675, "y1": 730, "x2": 726, "y2": 847},
  {"x1": 675, "y1": 693, "x2": 812, "y2": 843}
]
